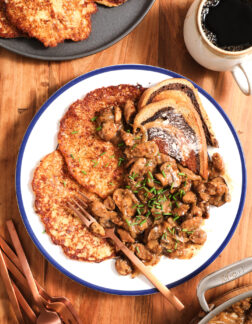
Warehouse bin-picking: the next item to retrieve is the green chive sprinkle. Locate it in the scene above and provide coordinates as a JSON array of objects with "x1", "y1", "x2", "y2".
[
  {"x1": 125, "y1": 219, "x2": 131, "y2": 227},
  {"x1": 91, "y1": 116, "x2": 97, "y2": 122},
  {"x1": 155, "y1": 216, "x2": 162, "y2": 220},
  {"x1": 161, "y1": 170, "x2": 166, "y2": 178},
  {"x1": 109, "y1": 182, "x2": 113, "y2": 185},
  {"x1": 136, "y1": 246, "x2": 140, "y2": 254},
  {"x1": 140, "y1": 219, "x2": 147, "y2": 226},
  {"x1": 92, "y1": 160, "x2": 98, "y2": 167},
  {"x1": 173, "y1": 215, "x2": 180, "y2": 221},
  {"x1": 171, "y1": 182, "x2": 174, "y2": 189},
  {"x1": 100, "y1": 152, "x2": 106, "y2": 157},
  {"x1": 105, "y1": 163, "x2": 109, "y2": 167},
  {"x1": 178, "y1": 172, "x2": 185, "y2": 176},
  {"x1": 118, "y1": 142, "x2": 125, "y2": 147},
  {"x1": 96, "y1": 126, "x2": 102, "y2": 131},
  {"x1": 70, "y1": 154, "x2": 75, "y2": 160},
  {"x1": 167, "y1": 249, "x2": 173, "y2": 253},
  {"x1": 174, "y1": 242, "x2": 178, "y2": 250},
  {"x1": 62, "y1": 181, "x2": 66, "y2": 187},
  {"x1": 148, "y1": 171, "x2": 154, "y2": 179},
  {"x1": 118, "y1": 157, "x2": 125, "y2": 166},
  {"x1": 71, "y1": 131, "x2": 78, "y2": 134},
  {"x1": 81, "y1": 170, "x2": 87, "y2": 175}
]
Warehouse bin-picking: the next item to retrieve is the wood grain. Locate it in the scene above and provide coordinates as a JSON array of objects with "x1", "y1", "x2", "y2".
[{"x1": 0, "y1": 1, "x2": 252, "y2": 323}]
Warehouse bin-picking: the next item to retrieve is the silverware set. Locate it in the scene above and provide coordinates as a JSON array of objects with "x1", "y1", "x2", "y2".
[{"x1": 0, "y1": 220, "x2": 82, "y2": 324}]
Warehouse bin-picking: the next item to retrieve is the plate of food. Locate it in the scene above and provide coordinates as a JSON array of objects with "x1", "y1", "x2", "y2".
[
  {"x1": 16, "y1": 64, "x2": 246, "y2": 295},
  {"x1": 0, "y1": 0, "x2": 155, "y2": 60}
]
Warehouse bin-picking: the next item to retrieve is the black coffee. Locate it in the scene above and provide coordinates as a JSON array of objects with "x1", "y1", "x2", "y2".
[{"x1": 201, "y1": 0, "x2": 252, "y2": 51}]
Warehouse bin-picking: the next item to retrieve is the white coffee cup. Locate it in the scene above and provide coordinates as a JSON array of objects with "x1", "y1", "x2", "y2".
[{"x1": 183, "y1": 0, "x2": 252, "y2": 95}]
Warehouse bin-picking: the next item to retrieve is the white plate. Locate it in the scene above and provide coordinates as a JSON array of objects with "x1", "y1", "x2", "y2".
[{"x1": 16, "y1": 64, "x2": 246, "y2": 295}]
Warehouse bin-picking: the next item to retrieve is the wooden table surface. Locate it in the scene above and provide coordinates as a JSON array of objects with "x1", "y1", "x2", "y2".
[{"x1": 0, "y1": 1, "x2": 252, "y2": 323}]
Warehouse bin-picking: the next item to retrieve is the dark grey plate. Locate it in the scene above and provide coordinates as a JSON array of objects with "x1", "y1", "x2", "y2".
[{"x1": 0, "y1": 0, "x2": 155, "y2": 61}]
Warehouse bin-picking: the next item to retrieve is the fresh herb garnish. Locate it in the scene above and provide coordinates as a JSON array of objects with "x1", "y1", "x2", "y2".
[
  {"x1": 71, "y1": 131, "x2": 78, "y2": 134},
  {"x1": 96, "y1": 126, "x2": 102, "y2": 131},
  {"x1": 81, "y1": 170, "x2": 87, "y2": 175},
  {"x1": 91, "y1": 116, "x2": 97, "y2": 122}
]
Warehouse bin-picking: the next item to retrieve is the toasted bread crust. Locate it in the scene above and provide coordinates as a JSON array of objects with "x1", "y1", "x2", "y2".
[
  {"x1": 58, "y1": 85, "x2": 144, "y2": 198},
  {"x1": 32, "y1": 150, "x2": 115, "y2": 262},
  {"x1": 5, "y1": 0, "x2": 97, "y2": 47},
  {"x1": 0, "y1": 0, "x2": 21, "y2": 38},
  {"x1": 134, "y1": 99, "x2": 208, "y2": 179},
  {"x1": 138, "y1": 78, "x2": 218, "y2": 147}
]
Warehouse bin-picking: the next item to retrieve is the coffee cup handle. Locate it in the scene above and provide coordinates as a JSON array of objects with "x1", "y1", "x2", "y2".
[{"x1": 232, "y1": 62, "x2": 252, "y2": 96}]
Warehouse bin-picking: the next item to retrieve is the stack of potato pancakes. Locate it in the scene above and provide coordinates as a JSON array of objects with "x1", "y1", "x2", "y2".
[{"x1": 0, "y1": 0, "x2": 128, "y2": 47}]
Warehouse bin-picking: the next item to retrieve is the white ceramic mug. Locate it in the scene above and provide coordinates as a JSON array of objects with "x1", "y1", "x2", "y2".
[{"x1": 183, "y1": 0, "x2": 252, "y2": 95}]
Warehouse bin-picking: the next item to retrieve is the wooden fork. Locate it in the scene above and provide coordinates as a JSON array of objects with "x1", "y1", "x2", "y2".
[{"x1": 68, "y1": 195, "x2": 184, "y2": 311}]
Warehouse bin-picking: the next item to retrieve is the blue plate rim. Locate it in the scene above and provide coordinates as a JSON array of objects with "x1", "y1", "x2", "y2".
[{"x1": 16, "y1": 64, "x2": 247, "y2": 296}]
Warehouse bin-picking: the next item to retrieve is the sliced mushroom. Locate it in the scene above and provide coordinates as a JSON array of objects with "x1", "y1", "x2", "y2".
[
  {"x1": 124, "y1": 141, "x2": 159, "y2": 159},
  {"x1": 104, "y1": 196, "x2": 115, "y2": 211},
  {"x1": 182, "y1": 191, "x2": 197, "y2": 204},
  {"x1": 90, "y1": 222, "x2": 105, "y2": 237},
  {"x1": 189, "y1": 229, "x2": 207, "y2": 245},
  {"x1": 120, "y1": 130, "x2": 135, "y2": 146},
  {"x1": 181, "y1": 216, "x2": 203, "y2": 231},
  {"x1": 135, "y1": 243, "x2": 153, "y2": 261},
  {"x1": 115, "y1": 258, "x2": 133, "y2": 276},
  {"x1": 113, "y1": 189, "x2": 139, "y2": 218},
  {"x1": 124, "y1": 100, "x2": 136, "y2": 124},
  {"x1": 155, "y1": 162, "x2": 181, "y2": 188},
  {"x1": 117, "y1": 228, "x2": 135, "y2": 243}
]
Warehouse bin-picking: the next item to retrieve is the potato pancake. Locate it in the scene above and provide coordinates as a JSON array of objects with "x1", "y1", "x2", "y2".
[
  {"x1": 0, "y1": 0, "x2": 21, "y2": 38},
  {"x1": 32, "y1": 150, "x2": 114, "y2": 262},
  {"x1": 58, "y1": 85, "x2": 144, "y2": 199},
  {"x1": 95, "y1": 0, "x2": 128, "y2": 7},
  {"x1": 5, "y1": 0, "x2": 97, "y2": 47}
]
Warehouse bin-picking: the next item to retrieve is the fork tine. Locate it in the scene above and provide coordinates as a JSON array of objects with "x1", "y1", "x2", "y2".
[
  {"x1": 77, "y1": 191, "x2": 91, "y2": 202},
  {"x1": 67, "y1": 201, "x2": 91, "y2": 227},
  {"x1": 71, "y1": 197, "x2": 97, "y2": 224}
]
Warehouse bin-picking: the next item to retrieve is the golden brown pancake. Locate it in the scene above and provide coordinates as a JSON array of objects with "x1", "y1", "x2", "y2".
[
  {"x1": 95, "y1": 0, "x2": 128, "y2": 7},
  {"x1": 32, "y1": 150, "x2": 114, "y2": 262},
  {"x1": 5, "y1": 0, "x2": 97, "y2": 47},
  {"x1": 58, "y1": 85, "x2": 144, "y2": 199},
  {"x1": 0, "y1": 0, "x2": 21, "y2": 38}
]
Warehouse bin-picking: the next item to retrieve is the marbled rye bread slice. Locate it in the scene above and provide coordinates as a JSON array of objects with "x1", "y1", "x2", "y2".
[
  {"x1": 134, "y1": 99, "x2": 208, "y2": 179},
  {"x1": 138, "y1": 78, "x2": 218, "y2": 147}
]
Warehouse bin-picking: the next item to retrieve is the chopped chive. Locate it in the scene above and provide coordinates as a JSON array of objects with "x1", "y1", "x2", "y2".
[
  {"x1": 125, "y1": 219, "x2": 131, "y2": 226},
  {"x1": 182, "y1": 228, "x2": 188, "y2": 232},
  {"x1": 118, "y1": 157, "x2": 125, "y2": 166},
  {"x1": 161, "y1": 170, "x2": 166, "y2": 178},
  {"x1": 145, "y1": 210, "x2": 151, "y2": 218},
  {"x1": 161, "y1": 232, "x2": 167, "y2": 240},
  {"x1": 81, "y1": 170, "x2": 87, "y2": 175},
  {"x1": 155, "y1": 216, "x2": 162, "y2": 220},
  {"x1": 136, "y1": 208, "x2": 141, "y2": 215},
  {"x1": 140, "y1": 219, "x2": 147, "y2": 226},
  {"x1": 71, "y1": 131, "x2": 78, "y2": 134},
  {"x1": 133, "y1": 190, "x2": 138, "y2": 193},
  {"x1": 167, "y1": 249, "x2": 173, "y2": 253},
  {"x1": 109, "y1": 155, "x2": 115, "y2": 159},
  {"x1": 118, "y1": 142, "x2": 125, "y2": 147},
  {"x1": 70, "y1": 154, "x2": 75, "y2": 160},
  {"x1": 137, "y1": 204, "x2": 144, "y2": 208},
  {"x1": 178, "y1": 172, "x2": 185, "y2": 176},
  {"x1": 163, "y1": 212, "x2": 172, "y2": 216},
  {"x1": 126, "y1": 129, "x2": 131, "y2": 133},
  {"x1": 154, "y1": 212, "x2": 162, "y2": 215},
  {"x1": 183, "y1": 181, "x2": 187, "y2": 187},
  {"x1": 173, "y1": 215, "x2": 180, "y2": 221},
  {"x1": 105, "y1": 163, "x2": 109, "y2": 167},
  {"x1": 91, "y1": 116, "x2": 97, "y2": 122},
  {"x1": 148, "y1": 171, "x2": 154, "y2": 179},
  {"x1": 62, "y1": 181, "x2": 66, "y2": 187},
  {"x1": 125, "y1": 185, "x2": 131, "y2": 189},
  {"x1": 92, "y1": 160, "x2": 98, "y2": 167},
  {"x1": 134, "y1": 136, "x2": 141, "y2": 140},
  {"x1": 96, "y1": 126, "x2": 102, "y2": 131},
  {"x1": 136, "y1": 246, "x2": 140, "y2": 254},
  {"x1": 174, "y1": 242, "x2": 178, "y2": 250},
  {"x1": 100, "y1": 152, "x2": 106, "y2": 157},
  {"x1": 132, "y1": 143, "x2": 138, "y2": 149},
  {"x1": 175, "y1": 201, "x2": 179, "y2": 208},
  {"x1": 132, "y1": 203, "x2": 138, "y2": 208},
  {"x1": 171, "y1": 182, "x2": 174, "y2": 189},
  {"x1": 42, "y1": 230, "x2": 46, "y2": 234},
  {"x1": 109, "y1": 182, "x2": 113, "y2": 185}
]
